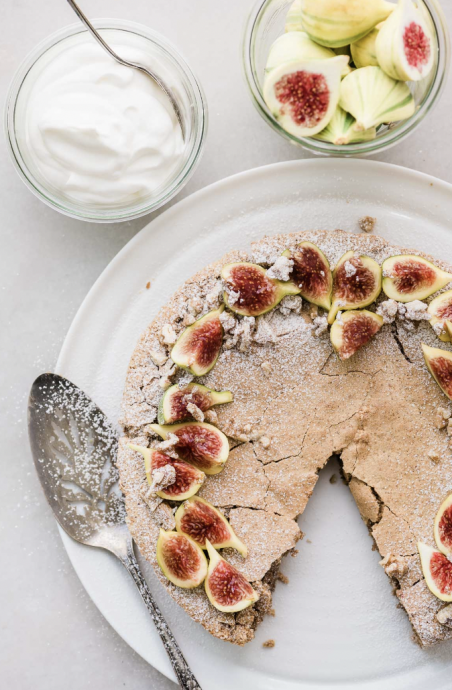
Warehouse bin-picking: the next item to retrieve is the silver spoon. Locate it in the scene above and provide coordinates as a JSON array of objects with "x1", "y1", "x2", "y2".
[
  {"x1": 28, "y1": 373, "x2": 201, "y2": 690},
  {"x1": 66, "y1": 0, "x2": 185, "y2": 139}
]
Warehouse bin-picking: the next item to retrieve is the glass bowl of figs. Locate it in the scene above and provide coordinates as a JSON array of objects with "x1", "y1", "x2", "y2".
[{"x1": 243, "y1": 0, "x2": 450, "y2": 156}]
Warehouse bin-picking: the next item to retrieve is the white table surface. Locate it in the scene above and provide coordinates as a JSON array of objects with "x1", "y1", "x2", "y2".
[{"x1": 1, "y1": 1, "x2": 451, "y2": 688}]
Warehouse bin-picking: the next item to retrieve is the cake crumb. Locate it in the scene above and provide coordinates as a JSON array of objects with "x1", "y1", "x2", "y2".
[
  {"x1": 261, "y1": 361, "x2": 272, "y2": 374},
  {"x1": 313, "y1": 315, "x2": 328, "y2": 337},
  {"x1": 277, "y1": 572, "x2": 289, "y2": 584},
  {"x1": 306, "y1": 539, "x2": 312, "y2": 544},
  {"x1": 269, "y1": 608, "x2": 276, "y2": 617},
  {"x1": 267, "y1": 255, "x2": 294, "y2": 282},
  {"x1": 187, "y1": 402, "x2": 205, "y2": 422},
  {"x1": 161, "y1": 324, "x2": 177, "y2": 344},
  {"x1": 359, "y1": 216, "x2": 376, "y2": 233},
  {"x1": 291, "y1": 549, "x2": 299, "y2": 557},
  {"x1": 428, "y1": 450, "x2": 440, "y2": 464},
  {"x1": 329, "y1": 474, "x2": 337, "y2": 484},
  {"x1": 146, "y1": 281, "x2": 151, "y2": 289},
  {"x1": 437, "y1": 605, "x2": 452, "y2": 628},
  {"x1": 263, "y1": 639, "x2": 275, "y2": 648},
  {"x1": 204, "y1": 409, "x2": 218, "y2": 425},
  {"x1": 436, "y1": 407, "x2": 451, "y2": 429},
  {"x1": 260, "y1": 436, "x2": 271, "y2": 449}
]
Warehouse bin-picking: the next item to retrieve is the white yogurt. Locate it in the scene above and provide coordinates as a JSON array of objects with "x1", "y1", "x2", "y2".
[{"x1": 18, "y1": 37, "x2": 185, "y2": 208}]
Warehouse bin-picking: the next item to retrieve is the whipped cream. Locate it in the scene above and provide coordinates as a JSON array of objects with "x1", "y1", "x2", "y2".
[{"x1": 18, "y1": 35, "x2": 184, "y2": 208}]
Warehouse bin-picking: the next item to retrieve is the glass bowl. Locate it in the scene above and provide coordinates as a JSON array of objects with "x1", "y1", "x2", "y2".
[
  {"x1": 5, "y1": 20, "x2": 207, "y2": 223},
  {"x1": 243, "y1": 0, "x2": 450, "y2": 156}
]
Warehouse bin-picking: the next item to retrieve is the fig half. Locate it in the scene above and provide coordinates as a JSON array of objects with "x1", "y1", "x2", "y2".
[
  {"x1": 158, "y1": 383, "x2": 233, "y2": 424},
  {"x1": 221, "y1": 262, "x2": 300, "y2": 317},
  {"x1": 382, "y1": 256, "x2": 452, "y2": 303},
  {"x1": 263, "y1": 56, "x2": 349, "y2": 139},
  {"x1": 175, "y1": 496, "x2": 247, "y2": 556},
  {"x1": 149, "y1": 422, "x2": 229, "y2": 475},
  {"x1": 171, "y1": 306, "x2": 224, "y2": 377},
  {"x1": 428, "y1": 290, "x2": 452, "y2": 342},
  {"x1": 418, "y1": 542, "x2": 452, "y2": 603},
  {"x1": 339, "y1": 67, "x2": 415, "y2": 132},
  {"x1": 376, "y1": 0, "x2": 434, "y2": 82},
  {"x1": 282, "y1": 242, "x2": 333, "y2": 310},
  {"x1": 434, "y1": 494, "x2": 452, "y2": 557},
  {"x1": 330, "y1": 310, "x2": 383, "y2": 360},
  {"x1": 157, "y1": 529, "x2": 208, "y2": 588},
  {"x1": 129, "y1": 445, "x2": 205, "y2": 501},
  {"x1": 328, "y1": 251, "x2": 382, "y2": 324},
  {"x1": 204, "y1": 540, "x2": 259, "y2": 613},
  {"x1": 422, "y1": 344, "x2": 452, "y2": 400}
]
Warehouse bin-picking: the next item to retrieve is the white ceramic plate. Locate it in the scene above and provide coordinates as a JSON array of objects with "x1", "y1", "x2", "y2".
[{"x1": 56, "y1": 159, "x2": 452, "y2": 690}]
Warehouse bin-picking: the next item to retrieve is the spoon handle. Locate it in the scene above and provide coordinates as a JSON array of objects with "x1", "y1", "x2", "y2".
[{"x1": 121, "y1": 546, "x2": 202, "y2": 690}]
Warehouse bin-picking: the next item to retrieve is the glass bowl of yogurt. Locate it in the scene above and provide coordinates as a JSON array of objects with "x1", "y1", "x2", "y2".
[{"x1": 5, "y1": 20, "x2": 207, "y2": 222}]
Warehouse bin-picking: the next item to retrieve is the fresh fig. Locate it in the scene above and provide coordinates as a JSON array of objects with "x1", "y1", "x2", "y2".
[
  {"x1": 297, "y1": 0, "x2": 394, "y2": 48},
  {"x1": 428, "y1": 290, "x2": 452, "y2": 342},
  {"x1": 158, "y1": 383, "x2": 233, "y2": 424},
  {"x1": 382, "y1": 256, "x2": 452, "y2": 303},
  {"x1": 263, "y1": 56, "x2": 349, "y2": 139},
  {"x1": 282, "y1": 242, "x2": 333, "y2": 310},
  {"x1": 265, "y1": 32, "x2": 351, "y2": 78},
  {"x1": 157, "y1": 529, "x2": 208, "y2": 588},
  {"x1": 350, "y1": 26, "x2": 381, "y2": 69},
  {"x1": 340, "y1": 67, "x2": 415, "y2": 132},
  {"x1": 171, "y1": 307, "x2": 224, "y2": 377},
  {"x1": 418, "y1": 542, "x2": 452, "y2": 602},
  {"x1": 330, "y1": 309, "x2": 383, "y2": 360},
  {"x1": 285, "y1": 0, "x2": 303, "y2": 32},
  {"x1": 204, "y1": 540, "x2": 259, "y2": 613},
  {"x1": 434, "y1": 494, "x2": 452, "y2": 557},
  {"x1": 221, "y1": 262, "x2": 299, "y2": 317},
  {"x1": 376, "y1": 0, "x2": 435, "y2": 82},
  {"x1": 422, "y1": 344, "x2": 452, "y2": 401},
  {"x1": 328, "y1": 251, "x2": 382, "y2": 324},
  {"x1": 129, "y1": 445, "x2": 205, "y2": 501},
  {"x1": 175, "y1": 496, "x2": 247, "y2": 556},
  {"x1": 314, "y1": 106, "x2": 377, "y2": 146},
  {"x1": 149, "y1": 422, "x2": 229, "y2": 475}
]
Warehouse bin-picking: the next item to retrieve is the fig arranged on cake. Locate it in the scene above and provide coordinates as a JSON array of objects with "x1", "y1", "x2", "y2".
[{"x1": 118, "y1": 229, "x2": 452, "y2": 647}]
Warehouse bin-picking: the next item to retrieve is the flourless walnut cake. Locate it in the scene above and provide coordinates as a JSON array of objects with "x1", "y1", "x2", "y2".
[{"x1": 117, "y1": 229, "x2": 452, "y2": 647}]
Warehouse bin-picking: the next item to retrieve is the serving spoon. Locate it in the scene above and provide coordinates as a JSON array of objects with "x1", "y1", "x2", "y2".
[
  {"x1": 28, "y1": 373, "x2": 201, "y2": 690},
  {"x1": 66, "y1": 0, "x2": 185, "y2": 139}
]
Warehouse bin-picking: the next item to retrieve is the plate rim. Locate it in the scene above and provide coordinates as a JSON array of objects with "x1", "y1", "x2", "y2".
[{"x1": 55, "y1": 158, "x2": 452, "y2": 686}]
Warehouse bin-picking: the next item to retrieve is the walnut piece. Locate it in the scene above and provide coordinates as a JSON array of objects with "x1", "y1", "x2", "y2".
[{"x1": 187, "y1": 401, "x2": 205, "y2": 422}]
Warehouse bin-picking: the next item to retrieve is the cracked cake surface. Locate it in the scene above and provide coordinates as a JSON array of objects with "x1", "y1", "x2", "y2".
[{"x1": 117, "y1": 229, "x2": 452, "y2": 647}]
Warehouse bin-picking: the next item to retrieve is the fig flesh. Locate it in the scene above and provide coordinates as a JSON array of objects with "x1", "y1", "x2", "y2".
[
  {"x1": 157, "y1": 529, "x2": 208, "y2": 588},
  {"x1": 282, "y1": 241, "x2": 333, "y2": 310},
  {"x1": 434, "y1": 494, "x2": 452, "y2": 557},
  {"x1": 149, "y1": 422, "x2": 229, "y2": 475},
  {"x1": 328, "y1": 251, "x2": 382, "y2": 324},
  {"x1": 314, "y1": 106, "x2": 377, "y2": 146},
  {"x1": 171, "y1": 307, "x2": 224, "y2": 377},
  {"x1": 330, "y1": 309, "x2": 383, "y2": 360},
  {"x1": 266, "y1": 32, "x2": 351, "y2": 78},
  {"x1": 298, "y1": 0, "x2": 394, "y2": 48},
  {"x1": 418, "y1": 542, "x2": 452, "y2": 602},
  {"x1": 428, "y1": 290, "x2": 452, "y2": 342},
  {"x1": 351, "y1": 26, "x2": 381, "y2": 69},
  {"x1": 339, "y1": 66, "x2": 415, "y2": 132},
  {"x1": 129, "y1": 445, "x2": 205, "y2": 501},
  {"x1": 175, "y1": 496, "x2": 247, "y2": 556},
  {"x1": 263, "y1": 56, "x2": 349, "y2": 139},
  {"x1": 382, "y1": 256, "x2": 452, "y2": 303},
  {"x1": 158, "y1": 383, "x2": 233, "y2": 425},
  {"x1": 422, "y1": 344, "x2": 452, "y2": 401},
  {"x1": 204, "y1": 540, "x2": 259, "y2": 613},
  {"x1": 376, "y1": 0, "x2": 434, "y2": 82},
  {"x1": 221, "y1": 262, "x2": 299, "y2": 317}
]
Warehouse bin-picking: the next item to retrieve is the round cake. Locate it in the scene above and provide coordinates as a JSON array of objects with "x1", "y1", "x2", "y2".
[{"x1": 117, "y1": 228, "x2": 452, "y2": 647}]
